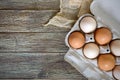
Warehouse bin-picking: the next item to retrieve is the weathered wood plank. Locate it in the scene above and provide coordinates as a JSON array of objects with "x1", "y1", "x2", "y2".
[
  {"x1": 0, "y1": 79, "x2": 87, "y2": 80},
  {"x1": 0, "y1": 79, "x2": 86, "y2": 80},
  {"x1": 0, "y1": 32, "x2": 68, "y2": 53},
  {"x1": 0, "y1": 0, "x2": 87, "y2": 80},
  {"x1": 0, "y1": 0, "x2": 60, "y2": 10},
  {"x1": 0, "y1": 53, "x2": 87, "y2": 79},
  {"x1": 0, "y1": 10, "x2": 69, "y2": 32}
]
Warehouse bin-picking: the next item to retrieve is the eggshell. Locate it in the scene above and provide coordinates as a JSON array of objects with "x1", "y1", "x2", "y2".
[
  {"x1": 79, "y1": 16, "x2": 97, "y2": 33},
  {"x1": 68, "y1": 31, "x2": 85, "y2": 49},
  {"x1": 98, "y1": 54, "x2": 116, "y2": 71},
  {"x1": 112, "y1": 66, "x2": 120, "y2": 80},
  {"x1": 110, "y1": 39, "x2": 120, "y2": 56},
  {"x1": 83, "y1": 43, "x2": 99, "y2": 59},
  {"x1": 95, "y1": 27, "x2": 112, "y2": 45}
]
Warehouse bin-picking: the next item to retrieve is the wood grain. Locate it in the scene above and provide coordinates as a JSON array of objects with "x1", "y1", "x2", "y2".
[
  {"x1": 0, "y1": 32, "x2": 68, "y2": 53},
  {"x1": 0, "y1": 0, "x2": 87, "y2": 79},
  {"x1": 0, "y1": 53, "x2": 87, "y2": 79},
  {"x1": 0, "y1": 10, "x2": 69, "y2": 32},
  {"x1": 0, "y1": 0, "x2": 60, "y2": 10},
  {"x1": 0, "y1": 79, "x2": 86, "y2": 80}
]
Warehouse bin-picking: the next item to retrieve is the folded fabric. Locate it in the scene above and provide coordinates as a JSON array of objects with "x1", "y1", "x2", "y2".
[{"x1": 44, "y1": 0, "x2": 93, "y2": 28}]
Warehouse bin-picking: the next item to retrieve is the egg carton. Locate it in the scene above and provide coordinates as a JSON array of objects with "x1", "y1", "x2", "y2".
[{"x1": 64, "y1": 0, "x2": 120, "y2": 80}]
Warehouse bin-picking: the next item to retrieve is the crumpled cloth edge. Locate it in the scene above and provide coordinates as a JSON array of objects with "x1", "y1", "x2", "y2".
[{"x1": 44, "y1": 14, "x2": 76, "y2": 29}]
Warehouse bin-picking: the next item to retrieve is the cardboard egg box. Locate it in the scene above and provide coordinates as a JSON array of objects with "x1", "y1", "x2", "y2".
[{"x1": 64, "y1": 0, "x2": 120, "y2": 80}]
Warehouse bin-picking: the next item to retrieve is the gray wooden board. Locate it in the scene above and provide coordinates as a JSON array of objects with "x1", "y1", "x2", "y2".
[
  {"x1": 0, "y1": 0, "x2": 60, "y2": 10},
  {"x1": 0, "y1": 32, "x2": 68, "y2": 53},
  {"x1": 0, "y1": 79, "x2": 86, "y2": 80},
  {"x1": 0, "y1": 0, "x2": 87, "y2": 79},
  {"x1": 0, "y1": 10, "x2": 70, "y2": 32},
  {"x1": 0, "y1": 79, "x2": 87, "y2": 80},
  {"x1": 0, "y1": 53, "x2": 87, "y2": 79}
]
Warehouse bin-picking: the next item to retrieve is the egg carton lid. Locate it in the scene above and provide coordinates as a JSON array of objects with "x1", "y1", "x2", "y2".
[{"x1": 90, "y1": 0, "x2": 120, "y2": 37}]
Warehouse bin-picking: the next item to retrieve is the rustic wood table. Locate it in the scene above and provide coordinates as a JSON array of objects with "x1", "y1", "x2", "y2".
[{"x1": 0, "y1": 0, "x2": 87, "y2": 80}]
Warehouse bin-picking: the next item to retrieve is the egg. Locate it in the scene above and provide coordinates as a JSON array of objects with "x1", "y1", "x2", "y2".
[
  {"x1": 83, "y1": 43, "x2": 99, "y2": 59},
  {"x1": 110, "y1": 39, "x2": 120, "y2": 56},
  {"x1": 95, "y1": 27, "x2": 112, "y2": 45},
  {"x1": 116, "y1": 57, "x2": 120, "y2": 65},
  {"x1": 79, "y1": 16, "x2": 97, "y2": 33},
  {"x1": 112, "y1": 66, "x2": 120, "y2": 80},
  {"x1": 98, "y1": 54, "x2": 116, "y2": 71},
  {"x1": 68, "y1": 31, "x2": 85, "y2": 49}
]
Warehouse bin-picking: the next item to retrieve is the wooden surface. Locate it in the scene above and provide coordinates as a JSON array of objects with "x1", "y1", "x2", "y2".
[{"x1": 0, "y1": 0, "x2": 87, "y2": 80}]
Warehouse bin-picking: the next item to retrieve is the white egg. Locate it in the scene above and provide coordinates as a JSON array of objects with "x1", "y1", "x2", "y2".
[
  {"x1": 112, "y1": 66, "x2": 120, "y2": 80},
  {"x1": 80, "y1": 16, "x2": 97, "y2": 33},
  {"x1": 110, "y1": 39, "x2": 120, "y2": 56},
  {"x1": 83, "y1": 43, "x2": 99, "y2": 59}
]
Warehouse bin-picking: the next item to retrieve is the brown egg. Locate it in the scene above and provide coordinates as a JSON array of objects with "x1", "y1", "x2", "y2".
[
  {"x1": 95, "y1": 27, "x2": 112, "y2": 45},
  {"x1": 68, "y1": 31, "x2": 85, "y2": 49},
  {"x1": 98, "y1": 54, "x2": 116, "y2": 71},
  {"x1": 112, "y1": 66, "x2": 120, "y2": 80}
]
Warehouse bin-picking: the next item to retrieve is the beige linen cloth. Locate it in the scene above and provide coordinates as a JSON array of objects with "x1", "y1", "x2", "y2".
[{"x1": 45, "y1": 0, "x2": 93, "y2": 28}]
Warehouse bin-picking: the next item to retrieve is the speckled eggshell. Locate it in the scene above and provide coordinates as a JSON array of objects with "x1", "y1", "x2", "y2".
[{"x1": 79, "y1": 16, "x2": 97, "y2": 33}]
